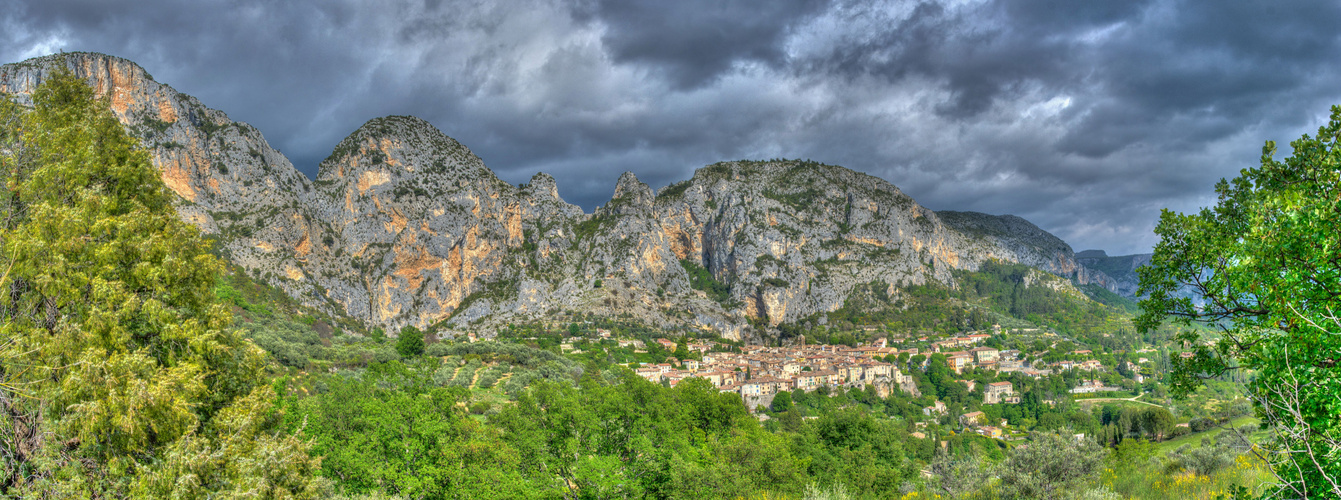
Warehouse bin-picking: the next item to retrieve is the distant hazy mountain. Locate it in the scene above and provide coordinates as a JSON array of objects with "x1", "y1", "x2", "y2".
[{"x1": 1075, "y1": 250, "x2": 1150, "y2": 298}]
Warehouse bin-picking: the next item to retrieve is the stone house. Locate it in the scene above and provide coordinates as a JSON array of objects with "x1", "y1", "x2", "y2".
[
  {"x1": 947, "y1": 352, "x2": 974, "y2": 374},
  {"x1": 795, "y1": 372, "x2": 819, "y2": 391},
  {"x1": 635, "y1": 366, "x2": 663, "y2": 382},
  {"x1": 960, "y1": 411, "x2": 987, "y2": 428},
  {"x1": 698, "y1": 371, "x2": 726, "y2": 387},
  {"x1": 984, "y1": 381, "x2": 1016, "y2": 404},
  {"x1": 862, "y1": 362, "x2": 892, "y2": 380},
  {"x1": 835, "y1": 364, "x2": 859, "y2": 383},
  {"x1": 969, "y1": 346, "x2": 999, "y2": 365},
  {"x1": 811, "y1": 370, "x2": 838, "y2": 389},
  {"x1": 923, "y1": 400, "x2": 947, "y2": 416}
]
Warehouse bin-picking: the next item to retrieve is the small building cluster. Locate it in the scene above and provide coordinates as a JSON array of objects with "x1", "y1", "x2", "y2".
[
  {"x1": 633, "y1": 342, "x2": 917, "y2": 401},
  {"x1": 1068, "y1": 379, "x2": 1124, "y2": 394},
  {"x1": 935, "y1": 345, "x2": 1044, "y2": 376}
]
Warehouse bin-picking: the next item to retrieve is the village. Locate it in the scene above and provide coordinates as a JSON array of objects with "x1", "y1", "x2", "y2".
[{"x1": 537, "y1": 322, "x2": 1151, "y2": 440}]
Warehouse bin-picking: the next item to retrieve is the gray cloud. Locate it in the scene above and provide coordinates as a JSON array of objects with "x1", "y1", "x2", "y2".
[
  {"x1": 576, "y1": 0, "x2": 831, "y2": 89},
  {"x1": 4, "y1": 0, "x2": 1341, "y2": 255}
]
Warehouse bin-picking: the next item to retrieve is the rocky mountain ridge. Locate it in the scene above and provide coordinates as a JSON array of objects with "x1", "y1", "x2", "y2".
[
  {"x1": 1075, "y1": 250, "x2": 1150, "y2": 298},
  {"x1": 1, "y1": 53, "x2": 1128, "y2": 340}
]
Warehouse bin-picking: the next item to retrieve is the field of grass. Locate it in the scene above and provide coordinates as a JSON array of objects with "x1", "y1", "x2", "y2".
[
  {"x1": 1157, "y1": 416, "x2": 1266, "y2": 454},
  {"x1": 1103, "y1": 453, "x2": 1275, "y2": 500}
]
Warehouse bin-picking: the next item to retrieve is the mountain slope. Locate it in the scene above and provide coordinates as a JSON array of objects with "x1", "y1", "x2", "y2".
[{"x1": 1, "y1": 52, "x2": 1125, "y2": 340}]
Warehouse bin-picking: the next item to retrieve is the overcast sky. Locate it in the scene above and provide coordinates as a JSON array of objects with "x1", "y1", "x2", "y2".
[{"x1": 4, "y1": 0, "x2": 1340, "y2": 255}]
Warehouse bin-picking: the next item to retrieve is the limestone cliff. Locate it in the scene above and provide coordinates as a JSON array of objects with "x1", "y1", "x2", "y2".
[
  {"x1": 648, "y1": 162, "x2": 1114, "y2": 330},
  {"x1": 1074, "y1": 250, "x2": 1147, "y2": 297},
  {"x1": 1, "y1": 52, "x2": 1126, "y2": 339}
]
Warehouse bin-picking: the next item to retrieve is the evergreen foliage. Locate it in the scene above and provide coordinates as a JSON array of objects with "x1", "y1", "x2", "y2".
[
  {"x1": 997, "y1": 432, "x2": 1107, "y2": 499},
  {"x1": 0, "y1": 71, "x2": 327, "y2": 496},
  {"x1": 958, "y1": 261, "x2": 1120, "y2": 334},
  {"x1": 396, "y1": 325, "x2": 425, "y2": 357},
  {"x1": 286, "y1": 361, "x2": 537, "y2": 499}
]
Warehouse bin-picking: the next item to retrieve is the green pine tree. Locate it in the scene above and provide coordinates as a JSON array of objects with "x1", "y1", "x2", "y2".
[
  {"x1": 0, "y1": 70, "x2": 328, "y2": 497},
  {"x1": 397, "y1": 325, "x2": 425, "y2": 357}
]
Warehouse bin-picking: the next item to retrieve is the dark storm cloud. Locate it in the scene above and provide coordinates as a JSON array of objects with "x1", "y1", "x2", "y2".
[
  {"x1": 1047, "y1": 0, "x2": 1341, "y2": 158},
  {"x1": 577, "y1": 0, "x2": 831, "y2": 89},
  {"x1": 4, "y1": 0, "x2": 1341, "y2": 255},
  {"x1": 790, "y1": 0, "x2": 1109, "y2": 118},
  {"x1": 775, "y1": 0, "x2": 1341, "y2": 252},
  {"x1": 0, "y1": 0, "x2": 380, "y2": 171}
]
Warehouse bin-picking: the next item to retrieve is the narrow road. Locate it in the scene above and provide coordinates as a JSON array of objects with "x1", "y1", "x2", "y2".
[{"x1": 1076, "y1": 396, "x2": 1165, "y2": 408}]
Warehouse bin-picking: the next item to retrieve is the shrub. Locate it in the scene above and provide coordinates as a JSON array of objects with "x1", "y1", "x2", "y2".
[
  {"x1": 1166, "y1": 439, "x2": 1237, "y2": 476},
  {"x1": 476, "y1": 367, "x2": 505, "y2": 389},
  {"x1": 1189, "y1": 417, "x2": 1216, "y2": 432},
  {"x1": 432, "y1": 364, "x2": 457, "y2": 386},
  {"x1": 802, "y1": 483, "x2": 852, "y2": 500},
  {"x1": 425, "y1": 342, "x2": 452, "y2": 357},
  {"x1": 998, "y1": 433, "x2": 1107, "y2": 499},
  {"x1": 450, "y1": 360, "x2": 481, "y2": 387}
]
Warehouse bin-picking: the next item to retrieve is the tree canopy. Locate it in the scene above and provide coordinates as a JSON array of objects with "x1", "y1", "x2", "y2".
[
  {"x1": 1138, "y1": 105, "x2": 1341, "y2": 497},
  {"x1": 397, "y1": 324, "x2": 426, "y2": 357}
]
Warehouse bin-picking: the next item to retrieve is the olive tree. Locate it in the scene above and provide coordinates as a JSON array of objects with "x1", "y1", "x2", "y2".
[{"x1": 998, "y1": 433, "x2": 1106, "y2": 499}]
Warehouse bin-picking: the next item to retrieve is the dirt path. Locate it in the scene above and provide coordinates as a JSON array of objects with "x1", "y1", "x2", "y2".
[{"x1": 1077, "y1": 396, "x2": 1165, "y2": 408}]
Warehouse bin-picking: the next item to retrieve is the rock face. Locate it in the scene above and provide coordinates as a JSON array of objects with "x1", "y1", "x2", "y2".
[
  {"x1": 1076, "y1": 250, "x2": 1202, "y2": 304},
  {"x1": 1, "y1": 53, "x2": 1126, "y2": 339},
  {"x1": 937, "y1": 211, "x2": 1120, "y2": 291},
  {"x1": 1075, "y1": 250, "x2": 1156, "y2": 298},
  {"x1": 646, "y1": 162, "x2": 1115, "y2": 333}
]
